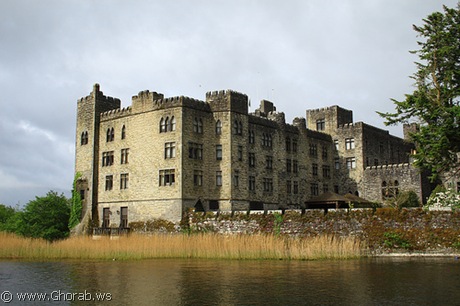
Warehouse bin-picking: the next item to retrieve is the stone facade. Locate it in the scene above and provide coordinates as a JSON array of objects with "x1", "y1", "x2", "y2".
[{"x1": 75, "y1": 85, "x2": 429, "y2": 226}]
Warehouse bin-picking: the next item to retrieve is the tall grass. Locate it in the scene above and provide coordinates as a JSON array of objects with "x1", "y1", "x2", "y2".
[{"x1": 0, "y1": 232, "x2": 364, "y2": 260}]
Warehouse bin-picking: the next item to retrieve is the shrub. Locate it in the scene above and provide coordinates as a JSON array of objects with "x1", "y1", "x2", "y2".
[{"x1": 425, "y1": 187, "x2": 460, "y2": 210}]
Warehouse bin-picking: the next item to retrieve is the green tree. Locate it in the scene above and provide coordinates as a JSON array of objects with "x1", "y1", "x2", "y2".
[
  {"x1": 0, "y1": 204, "x2": 16, "y2": 231},
  {"x1": 18, "y1": 191, "x2": 71, "y2": 241},
  {"x1": 378, "y1": 4, "x2": 460, "y2": 180},
  {"x1": 69, "y1": 172, "x2": 83, "y2": 229}
]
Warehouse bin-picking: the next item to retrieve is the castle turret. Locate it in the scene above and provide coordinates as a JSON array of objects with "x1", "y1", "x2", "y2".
[{"x1": 75, "y1": 84, "x2": 121, "y2": 230}]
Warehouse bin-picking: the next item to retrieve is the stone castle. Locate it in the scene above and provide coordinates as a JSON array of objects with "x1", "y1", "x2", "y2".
[{"x1": 75, "y1": 84, "x2": 431, "y2": 227}]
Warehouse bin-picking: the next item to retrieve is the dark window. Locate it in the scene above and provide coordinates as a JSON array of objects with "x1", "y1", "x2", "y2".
[
  {"x1": 120, "y1": 207, "x2": 128, "y2": 228},
  {"x1": 121, "y1": 148, "x2": 129, "y2": 164},
  {"x1": 164, "y1": 142, "x2": 176, "y2": 159},
  {"x1": 216, "y1": 120, "x2": 222, "y2": 135},
  {"x1": 216, "y1": 171, "x2": 222, "y2": 186},
  {"x1": 316, "y1": 119, "x2": 325, "y2": 131},
  {"x1": 216, "y1": 145, "x2": 222, "y2": 160},
  {"x1": 194, "y1": 170, "x2": 203, "y2": 186},
  {"x1": 103, "y1": 208, "x2": 110, "y2": 228},
  {"x1": 159, "y1": 169, "x2": 175, "y2": 186},
  {"x1": 121, "y1": 125, "x2": 126, "y2": 140},
  {"x1": 105, "y1": 175, "x2": 113, "y2": 191},
  {"x1": 102, "y1": 151, "x2": 114, "y2": 167},
  {"x1": 81, "y1": 131, "x2": 89, "y2": 145},
  {"x1": 189, "y1": 142, "x2": 203, "y2": 160}
]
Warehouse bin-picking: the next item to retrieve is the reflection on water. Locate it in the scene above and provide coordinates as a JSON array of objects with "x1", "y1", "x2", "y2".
[{"x1": 1, "y1": 258, "x2": 459, "y2": 305}]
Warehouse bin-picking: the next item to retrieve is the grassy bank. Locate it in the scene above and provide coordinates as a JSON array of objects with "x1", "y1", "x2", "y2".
[{"x1": 0, "y1": 232, "x2": 364, "y2": 260}]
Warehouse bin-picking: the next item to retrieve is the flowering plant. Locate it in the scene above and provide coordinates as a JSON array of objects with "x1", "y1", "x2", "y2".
[{"x1": 425, "y1": 188, "x2": 460, "y2": 210}]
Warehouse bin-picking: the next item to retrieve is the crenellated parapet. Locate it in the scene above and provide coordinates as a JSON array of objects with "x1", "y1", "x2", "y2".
[
  {"x1": 206, "y1": 89, "x2": 248, "y2": 114},
  {"x1": 100, "y1": 106, "x2": 132, "y2": 121},
  {"x1": 365, "y1": 163, "x2": 411, "y2": 170},
  {"x1": 131, "y1": 90, "x2": 210, "y2": 113}
]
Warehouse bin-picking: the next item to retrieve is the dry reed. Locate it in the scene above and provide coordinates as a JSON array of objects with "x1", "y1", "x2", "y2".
[{"x1": 0, "y1": 232, "x2": 364, "y2": 260}]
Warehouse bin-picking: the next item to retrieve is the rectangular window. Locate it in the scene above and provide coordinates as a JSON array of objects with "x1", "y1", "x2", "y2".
[
  {"x1": 345, "y1": 138, "x2": 355, "y2": 150},
  {"x1": 249, "y1": 153, "x2": 256, "y2": 167},
  {"x1": 159, "y1": 169, "x2": 175, "y2": 186},
  {"x1": 164, "y1": 142, "x2": 176, "y2": 159},
  {"x1": 188, "y1": 142, "x2": 203, "y2": 160},
  {"x1": 316, "y1": 119, "x2": 325, "y2": 131},
  {"x1": 216, "y1": 171, "x2": 222, "y2": 186},
  {"x1": 249, "y1": 176, "x2": 256, "y2": 191},
  {"x1": 120, "y1": 207, "x2": 128, "y2": 228},
  {"x1": 293, "y1": 160, "x2": 299, "y2": 174},
  {"x1": 286, "y1": 180, "x2": 292, "y2": 194},
  {"x1": 263, "y1": 178, "x2": 273, "y2": 192},
  {"x1": 121, "y1": 148, "x2": 129, "y2": 164},
  {"x1": 346, "y1": 157, "x2": 356, "y2": 169},
  {"x1": 233, "y1": 170, "x2": 239, "y2": 188},
  {"x1": 309, "y1": 144, "x2": 318, "y2": 157},
  {"x1": 323, "y1": 184, "x2": 329, "y2": 193},
  {"x1": 194, "y1": 170, "x2": 203, "y2": 186},
  {"x1": 102, "y1": 151, "x2": 114, "y2": 167},
  {"x1": 216, "y1": 145, "x2": 222, "y2": 160},
  {"x1": 238, "y1": 146, "x2": 243, "y2": 161},
  {"x1": 312, "y1": 163, "x2": 318, "y2": 176},
  {"x1": 286, "y1": 138, "x2": 291, "y2": 152},
  {"x1": 334, "y1": 140, "x2": 339, "y2": 151},
  {"x1": 120, "y1": 173, "x2": 129, "y2": 189},
  {"x1": 286, "y1": 159, "x2": 292, "y2": 173},
  {"x1": 103, "y1": 208, "x2": 110, "y2": 228},
  {"x1": 334, "y1": 158, "x2": 340, "y2": 170},
  {"x1": 105, "y1": 175, "x2": 113, "y2": 191},
  {"x1": 293, "y1": 181, "x2": 299, "y2": 194},
  {"x1": 249, "y1": 130, "x2": 255, "y2": 144},
  {"x1": 292, "y1": 139, "x2": 298, "y2": 153},
  {"x1": 266, "y1": 156, "x2": 273, "y2": 170},
  {"x1": 322, "y1": 146, "x2": 328, "y2": 160},
  {"x1": 322, "y1": 165, "x2": 331, "y2": 178},
  {"x1": 311, "y1": 183, "x2": 319, "y2": 196}
]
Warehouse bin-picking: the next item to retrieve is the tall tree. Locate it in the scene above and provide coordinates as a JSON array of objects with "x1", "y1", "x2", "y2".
[{"x1": 378, "y1": 3, "x2": 460, "y2": 180}]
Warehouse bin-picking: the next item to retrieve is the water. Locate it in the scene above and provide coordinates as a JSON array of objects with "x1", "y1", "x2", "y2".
[{"x1": 1, "y1": 258, "x2": 459, "y2": 305}]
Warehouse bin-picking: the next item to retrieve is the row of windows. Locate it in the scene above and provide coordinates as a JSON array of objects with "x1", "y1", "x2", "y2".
[
  {"x1": 106, "y1": 126, "x2": 126, "y2": 142},
  {"x1": 102, "y1": 149, "x2": 129, "y2": 166},
  {"x1": 309, "y1": 144, "x2": 329, "y2": 160},
  {"x1": 333, "y1": 157, "x2": 357, "y2": 170},
  {"x1": 160, "y1": 117, "x2": 176, "y2": 133},
  {"x1": 312, "y1": 164, "x2": 331, "y2": 178},
  {"x1": 382, "y1": 180, "x2": 399, "y2": 199},
  {"x1": 105, "y1": 173, "x2": 129, "y2": 191}
]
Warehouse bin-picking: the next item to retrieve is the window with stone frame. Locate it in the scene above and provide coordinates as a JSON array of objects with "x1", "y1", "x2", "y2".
[
  {"x1": 286, "y1": 137, "x2": 291, "y2": 152},
  {"x1": 106, "y1": 127, "x2": 114, "y2": 142},
  {"x1": 266, "y1": 156, "x2": 273, "y2": 170},
  {"x1": 216, "y1": 144, "x2": 222, "y2": 160},
  {"x1": 249, "y1": 176, "x2": 256, "y2": 192},
  {"x1": 310, "y1": 183, "x2": 319, "y2": 196},
  {"x1": 345, "y1": 138, "x2": 355, "y2": 150},
  {"x1": 105, "y1": 175, "x2": 113, "y2": 191},
  {"x1": 120, "y1": 173, "x2": 129, "y2": 190},
  {"x1": 286, "y1": 159, "x2": 292, "y2": 173},
  {"x1": 316, "y1": 118, "x2": 325, "y2": 131},
  {"x1": 170, "y1": 116, "x2": 176, "y2": 131},
  {"x1": 159, "y1": 169, "x2": 175, "y2": 186},
  {"x1": 81, "y1": 131, "x2": 89, "y2": 145},
  {"x1": 248, "y1": 130, "x2": 255, "y2": 144},
  {"x1": 286, "y1": 180, "x2": 292, "y2": 194},
  {"x1": 188, "y1": 142, "x2": 203, "y2": 160},
  {"x1": 102, "y1": 151, "x2": 114, "y2": 167},
  {"x1": 216, "y1": 171, "x2": 222, "y2": 186},
  {"x1": 248, "y1": 153, "x2": 256, "y2": 167},
  {"x1": 292, "y1": 138, "x2": 298, "y2": 153},
  {"x1": 322, "y1": 165, "x2": 331, "y2": 178},
  {"x1": 238, "y1": 146, "x2": 243, "y2": 161},
  {"x1": 121, "y1": 125, "x2": 126, "y2": 139},
  {"x1": 293, "y1": 160, "x2": 299, "y2": 174},
  {"x1": 293, "y1": 181, "x2": 299, "y2": 194},
  {"x1": 309, "y1": 143, "x2": 318, "y2": 157},
  {"x1": 263, "y1": 178, "x2": 273, "y2": 192},
  {"x1": 322, "y1": 146, "x2": 328, "y2": 160},
  {"x1": 233, "y1": 170, "x2": 240, "y2": 188},
  {"x1": 164, "y1": 142, "x2": 176, "y2": 159},
  {"x1": 346, "y1": 157, "x2": 356, "y2": 169},
  {"x1": 121, "y1": 148, "x2": 129, "y2": 164},
  {"x1": 216, "y1": 120, "x2": 222, "y2": 135},
  {"x1": 193, "y1": 170, "x2": 203, "y2": 186},
  {"x1": 312, "y1": 163, "x2": 318, "y2": 176}
]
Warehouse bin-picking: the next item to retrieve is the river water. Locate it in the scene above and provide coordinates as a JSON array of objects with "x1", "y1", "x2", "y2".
[{"x1": 1, "y1": 258, "x2": 459, "y2": 305}]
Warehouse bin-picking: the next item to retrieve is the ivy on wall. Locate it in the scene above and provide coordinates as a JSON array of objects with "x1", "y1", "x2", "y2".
[{"x1": 68, "y1": 172, "x2": 83, "y2": 229}]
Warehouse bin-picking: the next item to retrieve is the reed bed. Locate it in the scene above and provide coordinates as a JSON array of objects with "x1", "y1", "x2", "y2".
[{"x1": 0, "y1": 232, "x2": 364, "y2": 260}]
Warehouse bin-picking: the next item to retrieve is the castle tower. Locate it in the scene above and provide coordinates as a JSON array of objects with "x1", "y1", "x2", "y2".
[{"x1": 75, "y1": 84, "x2": 120, "y2": 228}]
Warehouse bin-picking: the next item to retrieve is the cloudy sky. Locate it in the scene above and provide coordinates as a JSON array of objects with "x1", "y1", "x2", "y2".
[{"x1": 0, "y1": 0, "x2": 457, "y2": 207}]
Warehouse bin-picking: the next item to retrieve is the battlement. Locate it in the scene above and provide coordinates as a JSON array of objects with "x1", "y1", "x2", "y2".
[
  {"x1": 100, "y1": 106, "x2": 132, "y2": 121},
  {"x1": 337, "y1": 122, "x2": 363, "y2": 130},
  {"x1": 206, "y1": 89, "x2": 248, "y2": 114},
  {"x1": 132, "y1": 90, "x2": 209, "y2": 113},
  {"x1": 78, "y1": 83, "x2": 121, "y2": 105},
  {"x1": 365, "y1": 163, "x2": 411, "y2": 170}
]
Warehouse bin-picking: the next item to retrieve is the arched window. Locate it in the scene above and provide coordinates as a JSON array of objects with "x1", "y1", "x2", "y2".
[
  {"x1": 121, "y1": 125, "x2": 126, "y2": 140},
  {"x1": 81, "y1": 131, "x2": 88, "y2": 145},
  {"x1": 165, "y1": 117, "x2": 170, "y2": 132},
  {"x1": 160, "y1": 118, "x2": 166, "y2": 133},
  {"x1": 382, "y1": 181, "x2": 387, "y2": 199},
  {"x1": 216, "y1": 120, "x2": 222, "y2": 135},
  {"x1": 233, "y1": 120, "x2": 239, "y2": 135},
  {"x1": 170, "y1": 116, "x2": 176, "y2": 131},
  {"x1": 110, "y1": 128, "x2": 114, "y2": 141},
  {"x1": 106, "y1": 128, "x2": 111, "y2": 142}
]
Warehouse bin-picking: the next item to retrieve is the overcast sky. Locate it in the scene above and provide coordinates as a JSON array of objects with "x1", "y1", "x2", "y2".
[{"x1": 0, "y1": 0, "x2": 457, "y2": 207}]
